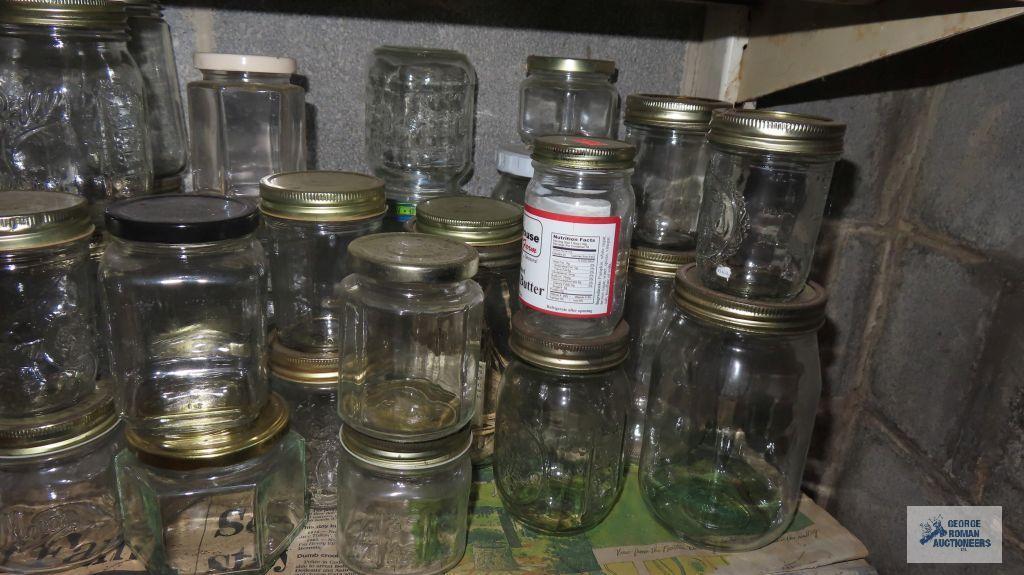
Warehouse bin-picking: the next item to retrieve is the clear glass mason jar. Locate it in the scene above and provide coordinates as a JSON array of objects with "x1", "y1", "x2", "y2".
[
  {"x1": 640, "y1": 263, "x2": 826, "y2": 551},
  {"x1": 189, "y1": 53, "x2": 306, "y2": 201},
  {"x1": 519, "y1": 135, "x2": 636, "y2": 338},
  {"x1": 0, "y1": 191, "x2": 98, "y2": 419},
  {"x1": 624, "y1": 94, "x2": 731, "y2": 251},
  {"x1": 0, "y1": 0, "x2": 152, "y2": 224},
  {"x1": 0, "y1": 391, "x2": 122, "y2": 574},
  {"x1": 494, "y1": 314, "x2": 630, "y2": 534},
  {"x1": 259, "y1": 171, "x2": 385, "y2": 352},
  {"x1": 336, "y1": 233, "x2": 484, "y2": 442},
  {"x1": 409, "y1": 196, "x2": 522, "y2": 466},
  {"x1": 622, "y1": 247, "x2": 692, "y2": 462},
  {"x1": 100, "y1": 195, "x2": 268, "y2": 441},
  {"x1": 517, "y1": 56, "x2": 619, "y2": 144},
  {"x1": 491, "y1": 143, "x2": 533, "y2": 207},
  {"x1": 696, "y1": 109, "x2": 845, "y2": 300},
  {"x1": 337, "y1": 424, "x2": 471, "y2": 575},
  {"x1": 116, "y1": 393, "x2": 307, "y2": 575}
]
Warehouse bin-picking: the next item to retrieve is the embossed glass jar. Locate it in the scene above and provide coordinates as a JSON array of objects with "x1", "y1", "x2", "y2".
[
  {"x1": 337, "y1": 424, "x2": 471, "y2": 575},
  {"x1": 490, "y1": 144, "x2": 532, "y2": 207},
  {"x1": 518, "y1": 56, "x2": 619, "y2": 144}
]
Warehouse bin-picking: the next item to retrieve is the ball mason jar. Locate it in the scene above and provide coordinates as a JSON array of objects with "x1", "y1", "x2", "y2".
[
  {"x1": 409, "y1": 196, "x2": 522, "y2": 465},
  {"x1": 0, "y1": 191, "x2": 98, "y2": 419},
  {"x1": 188, "y1": 53, "x2": 306, "y2": 200},
  {"x1": 116, "y1": 393, "x2": 307, "y2": 575},
  {"x1": 640, "y1": 263, "x2": 826, "y2": 550},
  {"x1": 336, "y1": 233, "x2": 483, "y2": 442},
  {"x1": 337, "y1": 424, "x2": 471, "y2": 575},
  {"x1": 696, "y1": 109, "x2": 845, "y2": 300},
  {"x1": 0, "y1": 391, "x2": 122, "y2": 574},
  {"x1": 624, "y1": 94, "x2": 731, "y2": 251},
  {"x1": 519, "y1": 135, "x2": 635, "y2": 338},
  {"x1": 490, "y1": 143, "x2": 533, "y2": 207},
  {"x1": 517, "y1": 56, "x2": 619, "y2": 144},
  {"x1": 493, "y1": 313, "x2": 630, "y2": 534},
  {"x1": 100, "y1": 195, "x2": 268, "y2": 441},
  {"x1": 259, "y1": 170, "x2": 385, "y2": 352}
]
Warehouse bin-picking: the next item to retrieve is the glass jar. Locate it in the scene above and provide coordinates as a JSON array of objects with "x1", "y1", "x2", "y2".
[
  {"x1": 189, "y1": 53, "x2": 306, "y2": 201},
  {"x1": 0, "y1": 191, "x2": 98, "y2": 419},
  {"x1": 517, "y1": 56, "x2": 619, "y2": 144},
  {"x1": 410, "y1": 196, "x2": 522, "y2": 466},
  {"x1": 336, "y1": 233, "x2": 483, "y2": 442},
  {"x1": 0, "y1": 0, "x2": 152, "y2": 224},
  {"x1": 269, "y1": 338, "x2": 340, "y2": 510},
  {"x1": 337, "y1": 424, "x2": 471, "y2": 575},
  {"x1": 519, "y1": 135, "x2": 636, "y2": 338},
  {"x1": 696, "y1": 109, "x2": 845, "y2": 300},
  {"x1": 116, "y1": 394, "x2": 307, "y2": 575},
  {"x1": 491, "y1": 143, "x2": 533, "y2": 207},
  {"x1": 624, "y1": 94, "x2": 731, "y2": 251},
  {"x1": 493, "y1": 313, "x2": 630, "y2": 534},
  {"x1": 640, "y1": 263, "x2": 826, "y2": 550},
  {"x1": 100, "y1": 195, "x2": 268, "y2": 440},
  {"x1": 259, "y1": 170, "x2": 385, "y2": 352},
  {"x1": 0, "y1": 391, "x2": 122, "y2": 574},
  {"x1": 622, "y1": 247, "x2": 692, "y2": 462},
  {"x1": 365, "y1": 46, "x2": 476, "y2": 228}
]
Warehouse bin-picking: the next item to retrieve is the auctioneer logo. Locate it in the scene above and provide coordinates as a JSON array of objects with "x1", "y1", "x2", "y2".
[{"x1": 907, "y1": 506, "x2": 1002, "y2": 564}]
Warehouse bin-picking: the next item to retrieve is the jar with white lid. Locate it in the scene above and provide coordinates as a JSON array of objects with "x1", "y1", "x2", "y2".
[
  {"x1": 518, "y1": 56, "x2": 619, "y2": 144},
  {"x1": 491, "y1": 143, "x2": 533, "y2": 207}
]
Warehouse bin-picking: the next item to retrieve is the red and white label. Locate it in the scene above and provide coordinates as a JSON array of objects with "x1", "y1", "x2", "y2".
[{"x1": 519, "y1": 204, "x2": 621, "y2": 318}]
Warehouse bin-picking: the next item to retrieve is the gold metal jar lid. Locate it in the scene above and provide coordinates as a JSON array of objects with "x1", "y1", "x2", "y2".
[
  {"x1": 673, "y1": 263, "x2": 828, "y2": 334},
  {"x1": 110, "y1": 0, "x2": 160, "y2": 18},
  {"x1": 708, "y1": 109, "x2": 846, "y2": 159},
  {"x1": 532, "y1": 135, "x2": 636, "y2": 171},
  {"x1": 0, "y1": 385, "x2": 119, "y2": 459},
  {"x1": 126, "y1": 393, "x2": 290, "y2": 470},
  {"x1": 414, "y1": 196, "x2": 522, "y2": 246},
  {"x1": 269, "y1": 336, "x2": 338, "y2": 389},
  {"x1": 624, "y1": 94, "x2": 732, "y2": 131},
  {"x1": 0, "y1": 0, "x2": 129, "y2": 30},
  {"x1": 341, "y1": 424, "x2": 471, "y2": 471},
  {"x1": 0, "y1": 191, "x2": 94, "y2": 251},
  {"x1": 510, "y1": 312, "x2": 630, "y2": 372},
  {"x1": 346, "y1": 232, "x2": 479, "y2": 283},
  {"x1": 260, "y1": 171, "x2": 386, "y2": 222},
  {"x1": 630, "y1": 246, "x2": 694, "y2": 278},
  {"x1": 527, "y1": 55, "x2": 616, "y2": 77}
]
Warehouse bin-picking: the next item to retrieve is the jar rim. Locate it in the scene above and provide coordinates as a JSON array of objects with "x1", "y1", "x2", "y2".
[
  {"x1": 0, "y1": 191, "x2": 94, "y2": 252},
  {"x1": 510, "y1": 312, "x2": 630, "y2": 372},
  {"x1": 526, "y1": 55, "x2": 616, "y2": 77},
  {"x1": 624, "y1": 93, "x2": 732, "y2": 130},
  {"x1": 340, "y1": 424, "x2": 471, "y2": 471},
  {"x1": 0, "y1": 0, "x2": 129, "y2": 31},
  {"x1": 531, "y1": 135, "x2": 635, "y2": 171},
  {"x1": 0, "y1": 384, "x2": 118, "y2": 459},
  {"x1": 630, "y1": 247, "x2": 694, "y2": 278},
  {"x1": 708, "y1": 108, "x2": 846, "y2": 159}
]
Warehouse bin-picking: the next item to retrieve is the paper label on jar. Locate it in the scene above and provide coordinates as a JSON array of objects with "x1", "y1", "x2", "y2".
[{"x1": 519, "y1": 204, "x2": 621, "y2": 318}]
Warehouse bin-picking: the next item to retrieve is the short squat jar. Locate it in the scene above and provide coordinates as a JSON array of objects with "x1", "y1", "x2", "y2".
[
  {"x1": 336, "y1": 233, "x2": 483, "y2": 442},
  {"x1": 0, "y1": 191, "x2": 98, "y2": 419},
  {"x1": 259, "y1": 171, "x2": 385, "y2": 352},
  {"x1": 189, "y1": 53, "x2": 306, "y2": 200},
  {"x1": 519, "y1": 135, "x2": 636, "y2": 338},
  {"x1": 518, "y1": 56, "x2": 619, "y2": 144},
  {"x1": 639, "y1": 264, "x2": 826, "y2": 550},
  {"x1": 696, "y1": 109, "x2": 845, "y2": 300},
  {"x1": 624, "y1": 94, "x2": 731, "y2": 251},
  {"x1": 490, "y1": 143, "x2": 533, "y2": 207},
  {"x1": 493, "y1": 313, "x2": 630, "y2": 534},
  {"x1": 116, "y1": 394, "x2": 307, "y2": 575},
  {"x1": 101, "y1": 195, "x2": 268, "y2": 441},
  {"x1": 337, "y1": 425, "x2": 471, "y2": 575},
  {"x1": 0, "y1": 392, "x2": 123, "y2": 574}
]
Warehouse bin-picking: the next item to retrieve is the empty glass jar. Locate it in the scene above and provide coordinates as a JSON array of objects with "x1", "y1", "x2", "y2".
[
  {"x1": 696, "y1": 109, "x2": 845, "y2": 300},
  {"x1": 100, "y1": 195, "x2": 268, "y2": 441},
  {"x1": 494, "y1": 314, "x2": 630, "y2": 534},
  {"x1": 517, "y1": 56, "x2": 619, "y2": 144},
  {"x1": 519, "y1": 135, "x2": 635, "y2": 338},
  {"x1": 640, "y1": 263, "x2": 826, "y2": 550},
  {"x1": 336, "y1": 233, "x2": 483, "y2": 442},
  {"x1": 491, "y1": 143, "x2": 533, "y2": 207},
  {"x1": 625, "y1": 94, "x2": 731, "y2": 251},
  {"x1": 189, "y1": 53, "x2": 306, "y2": 200},
  {"x1": 337, "y1": 424, "x2": 471, "y2": 575},
  {"x1": 259, "y1": 170, "x2": 385, "y2": 352}
]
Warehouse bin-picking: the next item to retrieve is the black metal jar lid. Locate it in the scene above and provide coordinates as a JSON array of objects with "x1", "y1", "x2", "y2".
[
  {"x1": 340, "y1": 423, "x2": 471, "y2": 471},
  {"x1": 105, "y1": 194, "x2": 259, "y2": 243}
]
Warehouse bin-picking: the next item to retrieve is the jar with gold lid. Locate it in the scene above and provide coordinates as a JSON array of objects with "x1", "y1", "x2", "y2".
[
  {"x1": 518, "y1": 56, "x2": 619, "y2": 144},
  {"x1": 639, "y1": 264, "x2": 826, "y2": 550}
]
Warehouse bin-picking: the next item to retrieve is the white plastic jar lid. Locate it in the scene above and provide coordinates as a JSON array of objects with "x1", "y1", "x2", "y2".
[
  {"x1": 496, "y1": 143, "x2": 534, "y2": 179},
  {"x1": 193, "y1": 52, "x2": 297, "y2": 75}
]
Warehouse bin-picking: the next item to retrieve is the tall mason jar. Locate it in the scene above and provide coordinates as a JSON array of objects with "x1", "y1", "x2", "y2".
[
  {"x1": 409, "y1": 196, "x2": 522, "y2": 465},
  {"x1": 624, "y1": 94, "x2": 731, "y2": 250},
  {"x1": 189, "y1": 53, "x2": 306, "y2": 201},
  {"x1": 519, "y1": 135, "x2": 635, "y2": 338},
  {"x1": 490, "y1": 143, "x2": 533, "y2": 207},
  {"x1": 517, "y1": 56, "x2": 619, "y2": 144},
  {"x1": 100, "y1": 195, "x2": 268, "y2": 441},
  {"x1": 696, "y1": 109, "x2": 845, "y2": 300},
  {"x1": 640, "y1": 263, "x2": 826, "y2": 550},
  {"x1": 493, "y1": 313, "x2": 630, "y2": 534},
  {"x1": 0, "y1": 0, "x2": 152, "y2": 224}
]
